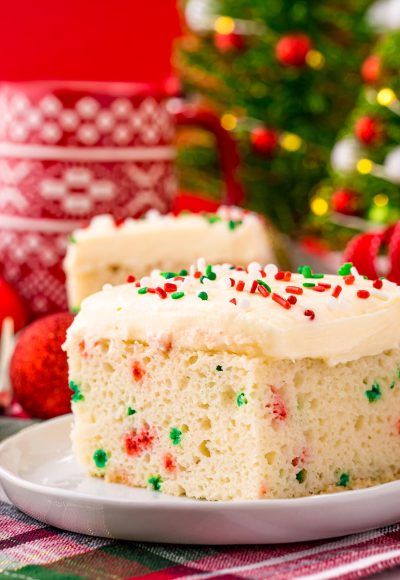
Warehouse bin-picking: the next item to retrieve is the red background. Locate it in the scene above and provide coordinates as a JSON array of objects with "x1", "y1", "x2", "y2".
[{"x1": 0, "y1": 0, "x2": 181, "y2": 82}]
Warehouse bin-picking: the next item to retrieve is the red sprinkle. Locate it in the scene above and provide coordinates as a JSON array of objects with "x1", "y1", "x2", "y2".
[
  {"x1": 155, "y1": 287, "x2": 167, "y2": 299},
  {"x1": 147, "y1": 288, "x2": 156, "y2": 293},
  {"x1": 304, "y1": 309, "x2": 315, "y2": 320},
  {"x1": 311, "y1": 285, "x2": 326, "y2": 293},
  {"x1": 250, "y1": 280, "x2": 258, "y2": 294},
  {"x1": 229, "y1": 278, "x2": 235, "y2": 287},
  {"x1": 115, "y1": 217, "x2": 125, "y2": 227},
  {"x1": 318, "y1": 283, "x2": 331, "y2": 289},
  {"x1": 266, "y1": 386, "x2": 288, "y2": 422},
  {"x1": 275, "y1": 271, "x2": 285, "y2": 280},
  {"x1": 286, "y1": 285, "x2": 303, "y2": 295},
  {"x1": 373, "y1": 279, "x2": 383, "y2": 289},
  {"x1": 126, "y1": 275, "x2": 136, "y2": 283},
  {"x1": 230, "y1": 298, "x2": 237, "y2": 305},
  {"x1": 132, "y1": 361, "x2": 145, "y2": 382},
  {"x1": 236, "y1": 280, "x2": 245, "y2": 292},
  {"x1": 194, "y1": 271, "x2": 202, "y2": 278},
  {"x1": 283, "y1": 271, "x2": 292, "y2": 281},
  {"x1": 344, "y1": 275, "x2": 355, "y2": 285},
  {"x1": 124, "y1": 428, "x2": 155, "y2": 456},
  {"x1": 258, "y1": 270, "x2": 266, "y2": 278},
  {"x1": 258, "y1": 284, "x2": 270, "y2": 298},
  {"x1": 272, "y1": 293, "x2": 291, "y2": 309},
  {"x1": 135, "y1": 281, "x2": 141, "y2": 287},
  {"x1": 164, "y1": 453, "x2": 176, "y2": 472},
  {"x1": 287, "y1": 295, "x2": 297, "y2": 305},
  {"x1": 174, "y1": 276, "x2": 185, "y2": 282},
  {"x1": 332, "y1": 285, "x2": 342, "y2": 298},
  {"x1": 357, "y1": 289, "x2": 370, "y2": 299},
  {"x1": 164, "y1": 282, "x2": 178, "y2": 293}
]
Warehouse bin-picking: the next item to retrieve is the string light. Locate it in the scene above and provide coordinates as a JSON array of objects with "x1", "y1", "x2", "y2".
[
  {"x1": 306, "y1": 50, "x2": 325, "y2": 70},
  {"x1": 214, "y1": 16, "x2": 235, "y2": 35},
  {"x1": 373, "y1": 193, "x2": 389, "y2": 207},
  {"x1": 220, "y1": 113, "x2": 238, "y2": 131},
  {"x1": 280, "y1": 132, "x2": 302, "y2": 151},
  {"x1": 377, "y1": 88, "x2": 396, "y2": 107},
  {"x1": 357, "y1": 158, "x2": 373, "y2": 174},
  {"x1": 310, "y1": 196, "x2": 329, "y2": 216}
]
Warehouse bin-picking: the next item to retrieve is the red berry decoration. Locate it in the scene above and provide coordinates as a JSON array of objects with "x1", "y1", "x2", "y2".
[
  {"x1": 10, "y1": 312, "x2": 75, "y2": 419},
  {"x1": 361, "y1": 55, "x2": 381, "y2": 84},
  {"x1": 250, "y1": 127, "x2": 279, "y2": 156},
  {"x1": 0, "y1": 277, "x2": 27, "y2": 332},
  {"x1": 214, "y1": 31, "x2": 245, "y2": 53},
  {"x1": 331, "y1": 189, "x2": 361, "y2": 216},
  {"x1": 355, "y1": 116, "x2": 382, "y2": 145},
  {"x1": 275, "y1": 34, "x2": 311, "y2": 68}
]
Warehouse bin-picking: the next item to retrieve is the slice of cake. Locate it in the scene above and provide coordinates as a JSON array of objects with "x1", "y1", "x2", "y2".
[
  {"x1": 65, "y1": 263, "x2": 400, "y2": 500},
  {"x1": 64, "y1": 207, "x2": 275, "y2": 310}
]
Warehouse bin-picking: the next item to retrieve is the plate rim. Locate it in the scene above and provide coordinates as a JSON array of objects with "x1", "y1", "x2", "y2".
[{"x1": 1, "y1": 413, "x2": 400, "y2": 510}]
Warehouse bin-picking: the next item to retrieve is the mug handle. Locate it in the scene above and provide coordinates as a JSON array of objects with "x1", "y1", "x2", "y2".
[{"x1": 173, "y1": 102, "x2": 245, "y2": 207}]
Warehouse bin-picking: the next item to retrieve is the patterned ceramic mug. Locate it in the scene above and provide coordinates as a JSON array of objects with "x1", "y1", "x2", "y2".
[{"x1": 0, "y1": 81, "x2": 243, "y2": 317}]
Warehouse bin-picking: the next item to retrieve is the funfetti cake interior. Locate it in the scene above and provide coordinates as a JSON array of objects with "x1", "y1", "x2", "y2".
[
  {"x1": 64, "y1": 206, "x2": 274, "y2": 309},
  {"x1": 65, "y1": 263, "x2": 400, "y2": 501}
]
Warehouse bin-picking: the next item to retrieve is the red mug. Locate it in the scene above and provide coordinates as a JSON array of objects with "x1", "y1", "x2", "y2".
[{"x1": 0, "y1": 81, "x2": 243, "y2": 317}]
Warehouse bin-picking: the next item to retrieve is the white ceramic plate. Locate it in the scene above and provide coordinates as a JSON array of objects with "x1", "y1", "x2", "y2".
[{"x1": 1, "y1": 415, "x2": 400, "y2": 545}]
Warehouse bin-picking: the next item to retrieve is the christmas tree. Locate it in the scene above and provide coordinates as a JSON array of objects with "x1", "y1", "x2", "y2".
[
  {"x1": 309, "y1": 27, "x2": 400, "y2": 248},
  {"x1": 177, "y1": 0, "x2": 372, "y2": 234}
]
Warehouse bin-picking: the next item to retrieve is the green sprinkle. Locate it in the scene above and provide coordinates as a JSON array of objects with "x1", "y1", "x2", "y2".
[
  {"x1": 296, "y1": 468, "x2": 307, "y2": 483},
  {"x1": 127, "y1": 407, "x2": 136, "y2": 416},
  {"x1": 228, "y1": 219, "x2": 242, "y2": 231},
  {"x1": 300, "y1": 265, "x2": 313, "y2": 278},
  {"x1": 365, "y1": 382, "x2": 382, "y2": 403},
  {"x1": 303, "y1": 282, "x2": 316, "y2": 288},
  {"x1": 205, "y1": 214, "x2": 222, "y2": 224},
  {"x1": 338, "y1": 262, "x2": 353, "y2": 276},
  {"x1": 200, "y1": 276, "x2": 207, "y2": 284},
  {"x1": 337, "y1": 472, "x2": 350, "y2": 487},
  {"x1": 257, "y1": 279, "x2": 272, "y2": 293},
  {"x1": 390, "y1": 381, "x2": 396, "y2": 390},
  {"x1": 70, "y1": 305, "x2": 80, "y2": 314},
  {"x1": 169, "y1": 427, "x2": 182, "y2": 445},
  {"x1": 398, "y1": 368, "x2": 400, "y2": 379},
  {"x1": 93, "y1": 449, "x2": 108, "y2": 468},
  {"x1": 198, "y1": 291, "x2": 208, "y2": 300},
  {"x1": 216, "y1": 365, "x2": 223, "y2": 372},
  {"x1": 179, "y1": 269, "x2": 188, "y2": 276},
  {"x1": 69, "y1": 381, "x2": 84, "y2": 402},
  {"x1": 237, "y1": 392, "x2": 248, "y2": 407},
  {"x1": 171, "y1": 291, "x2": 185, "y2": 300},
  {"x1": 160, "y1": 272, "x2": 177, "y2": 279},
  {"x1": 311, "y1": 273, "x2": 324, "y2": 279},
  {"x1": 148, "y1": 475, "x2": 162, "y2": 491},
  {"x1": 138, "y1": 287, "x2": 148, "y2": 294},
  {"x1": 68, "y1": 234, "x2": 77, "y2": 244}
]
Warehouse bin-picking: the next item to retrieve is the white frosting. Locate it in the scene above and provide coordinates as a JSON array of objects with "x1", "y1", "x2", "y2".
[{"x1": 66, "y1": 265, "x2": 400, "y2": 366}]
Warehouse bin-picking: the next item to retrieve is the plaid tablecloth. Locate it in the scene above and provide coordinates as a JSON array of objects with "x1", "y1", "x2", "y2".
[{"x1": 1, "y1": 417, "x2": 400, "y2": 580}]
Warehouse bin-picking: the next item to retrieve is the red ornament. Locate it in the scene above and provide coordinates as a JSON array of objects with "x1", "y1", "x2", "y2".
[
  {"x1": 214, "y1": 32, "x2": 245, "y2": 53},
  {"x1": 361, "y1": 55, "x2": 381, "y2": 84},
  {"x1": 355, "y1": 116, "x2": 382, "y2": 145},
  {"x1": 275, "y1": 34, "x2": 311, "y2": 68},
  {"x1": 250, "y1": 127, "x2": 279, "y2": 156},
  {"x1": 10, "y1": 312, "x2": 75, "y2": 419},
  {"x1": 0, "y1": 277, "x2": 27, "y2": 333},
  {"x1": 331, "y1": 189, "x2": 361, "y2": 216}
]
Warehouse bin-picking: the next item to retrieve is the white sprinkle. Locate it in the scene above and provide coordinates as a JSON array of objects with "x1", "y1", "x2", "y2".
[
  {"x1": 90, "y1": 214, "x2": 115, "y2": 229},
  {"x1": 197, "y1": 257, "x2": 206, "y2": 272},
  {"x1": 218, "y1": 277, "x2": 232, "y2": 290},
  {"x1": 350, "y1": 266, "x2": 364, "y2": 280},
  {"x1": 229, "y1": 206, "x2": 243, "y2": 221},
  {"x1": 201, "y1": 277, "x2": 213, "y2": 287},
  {"x1": 151, "y1": 269, "x2": 161, "y2": 277},
  {"x1": 238, "y1": 297, "x2": 250, "y2": 310},
  {"x1": 102, "y1": 283, "x2": 113, "y2": 291},
  {"x1": 145, "y1": 209, "x2": 161, "y2": 221},
  {"x1": 141, "y1": 276, "x2": 152, "y2": 287},
  {"x1": 264, "y1": 263, "x2": 278, "y2": 276},
  {"x1": 180, "y1": 277, "x2": 191, "y2": 290},
  {"x1": 371, "y1": 289, "x2": 390, "y2": 301},
  {"x1": 189, "y1": 264, "x2": 196, "y2": 277},
  {"x1": 248, "y1": 262, "x2": 261, "y2": 274}
]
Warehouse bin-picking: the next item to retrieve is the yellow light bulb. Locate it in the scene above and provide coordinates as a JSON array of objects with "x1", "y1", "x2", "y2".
[
  {"x1": 373, "y1": 193, "x2": 389, "y2": 207},
  {"x1": 220, "y1": 113, "x2": 237, "y2": 131},
  {"x1": 280, "y1": 133, "x2": 302, "y2": 152},
  {"x1": 214, "y1": 16, "x2": 235, "y2": 35},
  {"x1": 310, "y1": 197, "x2": 329, "y2": 216},
  {"x1": 357, "y1": 158, "x2": 373, "y2": 174},
  {"x1": 306, "y1": 50, "x2": 325, "y2": 70},
  {"x1": 377, "y1": 88, "x2": 396, "y2": 107}
]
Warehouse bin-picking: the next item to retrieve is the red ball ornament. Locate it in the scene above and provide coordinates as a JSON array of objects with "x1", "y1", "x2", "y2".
[
  {"x1": 250, "y1": 127, "x2": 279, "y2": 156},
  {"x1": 331, "y1": 189, "x2": 361, "y2": 216},
  {"x1": 355, "y1": 116, "x2": 382, "y2": 145},
  {"x1": 10, "y1": 312, "x2": 75, "y2": 419},
  {"x1": 0, "y1": 277, "x2": 27, "y2": 333},
  {"x1": 361, "y1": 55, "x2": 381, "y2": 84},
  {"x1": 275, "y1": 34, "x2": 311, "y2": 68},
  {"x1": 214, "y1": 31, "x2": 245, "y2": 53}
]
